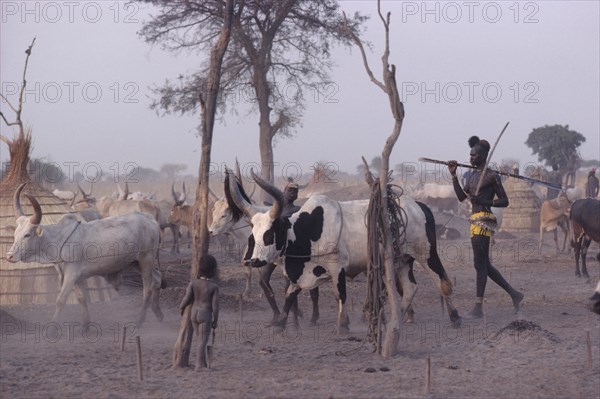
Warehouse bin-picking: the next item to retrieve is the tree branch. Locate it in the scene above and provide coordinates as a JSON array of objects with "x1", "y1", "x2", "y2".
[{"x1": 341, "y1": 12, "x2": 387, "y2": 92}]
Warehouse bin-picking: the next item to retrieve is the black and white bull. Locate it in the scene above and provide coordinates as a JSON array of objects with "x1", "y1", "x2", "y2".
[
  {"x1": 6, "y1": 184, "x2": 164, "y2": 325},
  {"x1": 210, "y1": 172, "x2": 317, "y2": 325},
  {"x1": 569, "y1": 198, "x2": 600, "y2": 278},
  {"x1": 228, "y1": 170, "x2": 461, "y2": 333}
]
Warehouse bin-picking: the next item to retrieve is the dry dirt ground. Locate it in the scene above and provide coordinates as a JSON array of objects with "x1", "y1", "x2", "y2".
[{"x1": 1, "y1": 209, "x2": 599, "y2": 399}]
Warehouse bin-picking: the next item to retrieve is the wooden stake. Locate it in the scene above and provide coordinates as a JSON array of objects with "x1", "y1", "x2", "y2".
[
  {"x1": 120, "y1": 326, "x2": 126, "y2": 352},
  {"x1": 586, "y1": 331, "x2": 592, "y2": 367},
  {"x1": 136, "y1": 336, "x2": 143, "y2": 382},
  {"x1": 440, "y1": 296, "x2": 445, "y2": 316},
  {"x1": 351, "y1": 297, "x2": 354, "y2": 312},
  {"x1": 423, "y1": 355, "x2": 431, "y2": 394},
  {"x1": 207, "y1": 328, "x2": 216, "y2": 370},
  {"x1": 239, "y1": 293, "x2": 243, "y2": 325}
]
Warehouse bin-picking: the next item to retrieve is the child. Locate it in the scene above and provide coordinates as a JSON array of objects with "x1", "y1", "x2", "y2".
[{"x1": 179, "y1": 254, "x2": 220, "y2": 370}]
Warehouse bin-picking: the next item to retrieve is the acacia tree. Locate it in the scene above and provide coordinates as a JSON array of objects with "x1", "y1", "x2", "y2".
[
  {"x1": 525, "y1": 124, "x2": 586, "y2": 174},
  {"x1": 171, "y1": 0, "x2": 238, "y2": 369},
  {"x1": 138, "y1": 0, "x2": 366, "y2": 200}
]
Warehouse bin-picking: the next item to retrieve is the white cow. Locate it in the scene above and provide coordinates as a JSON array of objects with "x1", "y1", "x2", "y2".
[{"x1": 7, "y1": 184, "x2": 164, "y2": 325}]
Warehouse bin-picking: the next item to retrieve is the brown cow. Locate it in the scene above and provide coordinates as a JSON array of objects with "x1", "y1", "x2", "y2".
[{"x1": 538, "y1": 188, "x2": 582, "y2": 255}]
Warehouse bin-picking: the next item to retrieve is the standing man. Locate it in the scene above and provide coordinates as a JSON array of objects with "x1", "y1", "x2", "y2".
[
  {"x1": 586, "y1": 168, "x2": 599, "y2": 198},
  {"x1": 545, "y1": 164, "x2": 562, "y2": 200},
  {"x1": 282, "y1": 178, "x2": 301, "y2": 217},
  {"x1": 447, "y1": 136, "x2": 524, "y2": 318}
]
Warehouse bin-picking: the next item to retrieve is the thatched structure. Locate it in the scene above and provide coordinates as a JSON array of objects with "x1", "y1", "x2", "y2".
[
  {"x1": 0, "y1": 40, "x2": 116, "y2": 305},
  {"x1": 0, "y1": 181, "x2": 118, "y2": 305},
  {"x1": 500, "y1": 177, "x2": 542, "y2": 233}
]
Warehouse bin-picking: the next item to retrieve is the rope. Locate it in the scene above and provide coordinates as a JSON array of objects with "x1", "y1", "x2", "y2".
[{"x1": 364, "y1": 180, "x2": 407, "y2": 351}]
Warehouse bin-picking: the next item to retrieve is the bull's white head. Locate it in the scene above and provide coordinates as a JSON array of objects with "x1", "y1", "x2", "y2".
[
  {"x1": 208, "y1": 198, "x2": 238, "y2": 235},
  {"x1": 6, "y1": 183, "x2": 43, "y2": 263},
  {"x1": 226, "y1": 168, "x2": 288, "y2": 267}
]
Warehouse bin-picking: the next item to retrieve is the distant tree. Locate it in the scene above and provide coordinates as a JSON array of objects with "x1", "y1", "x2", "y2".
[
  {"x1": 580, "y1": 159, "x2": 600, "y2": 168},
  {"x1": 138, "y1": 0, "x2": 366, "y2": 201},
  {"x1": 160, "y1": 163, "x2": 187, "y2": 180},
  {"x1": 28, "y1": 158, "x2": 65, "y2": 188},
  {"x1": 356, "y1": 156, "x2": 382, "y2": 176},
  {"x1": 525, "y1": 124, "x2": 586, "y2": 175},
  {"x1": 135, "y1": 166, "x2": 162, "y2": 182}
]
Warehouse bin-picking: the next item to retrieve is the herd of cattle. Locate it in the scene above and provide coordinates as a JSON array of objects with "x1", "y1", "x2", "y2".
[{"x1": 6, "y1": 169, "x2": 600, "y2": 332}]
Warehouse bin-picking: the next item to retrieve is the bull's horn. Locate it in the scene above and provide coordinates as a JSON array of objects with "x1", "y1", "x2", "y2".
[
  {"x1": 226, "y1": 168, "x2": 257, "y2": 220},
  {"x1": 25, "y1": 194, "x2": 42, "y2": 225},
  {"x1": 69, "y1": 191, "x2": 79, "y2": 208},
  {"x1": 14, "y1": 184, "x2": 43, "y2": 224},
  {"x1": 250, "y1": 169, "x2": 284, "y2": 219},
  {"x1": 208, "y1": 186, "x2": 219, "y2": 202},
  {"x1": 171, "y1": 182, "x2": 181, "y2": 205},
  {"x1": 77, "y1": 181, "x2": 88, "y2": 199},
  {"x1": 235, "y1": 158, "x2": 243, "y2": 182},
  {"x1": 180, "y1": 182, "x2": 187, "y2": 204},
  {"x1": 124, "y1": 181, "x2": 130, "y2": 200},
  {"x1": 117, "y1": 182, "x2": 125, "y2": 200},
  {"x1": 14, "y1": 183, "x2": 27, "y2": 218}
]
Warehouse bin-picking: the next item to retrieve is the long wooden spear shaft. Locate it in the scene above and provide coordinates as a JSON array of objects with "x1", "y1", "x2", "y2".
[
  {"x1": 475, "y1": 122, "x2": 510, "y2": 195},
  {"x1": 417, "y1": 157, "x2": 562, "y2": 190}
]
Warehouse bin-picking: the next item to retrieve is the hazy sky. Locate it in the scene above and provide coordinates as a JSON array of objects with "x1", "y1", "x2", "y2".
[{"x1": 1, "y1": 1, "x2": 599, "y2": 184}]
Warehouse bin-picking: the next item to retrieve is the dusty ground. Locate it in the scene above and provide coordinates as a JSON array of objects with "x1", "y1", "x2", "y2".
[{"x1": 1, "y1": 206, "x2": 599, "y2": 399}]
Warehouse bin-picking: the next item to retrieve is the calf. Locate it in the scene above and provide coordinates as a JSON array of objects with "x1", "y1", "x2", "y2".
[
  {"x1": 569, "y1": 198, "x2": 600, "y2": 278},
  {"x1": 168, "y1": 182, "x2": 193, "y2": 249}
]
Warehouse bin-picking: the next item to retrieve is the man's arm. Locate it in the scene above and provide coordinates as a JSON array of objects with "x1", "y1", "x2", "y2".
[{"x1": 448, "y1": 161, "x2": 468, "y2": 202}]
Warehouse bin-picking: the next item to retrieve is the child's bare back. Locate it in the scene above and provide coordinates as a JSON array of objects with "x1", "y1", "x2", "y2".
[{"x1": 178, "y1": 255, "x2": 220, "y2": 370}]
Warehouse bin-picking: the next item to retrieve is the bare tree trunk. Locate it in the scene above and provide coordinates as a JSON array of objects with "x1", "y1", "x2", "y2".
[
  {"x1": 255, "y1": 67, "x2": 276, "y2": 203},
  {"x1": 172, "y1": 0, "x2": 237, "y2": 369},
  {"x1": 0, "y1": 38, "x2": 36, "y2": 187},
  {"x1": 343, "y1": 1, "x2": 405, "y2": 358}
]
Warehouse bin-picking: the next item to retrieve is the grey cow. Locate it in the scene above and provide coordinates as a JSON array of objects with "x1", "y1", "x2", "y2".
[{"x1": 7, "y1": 184, "x2": 164, "y2": 325}]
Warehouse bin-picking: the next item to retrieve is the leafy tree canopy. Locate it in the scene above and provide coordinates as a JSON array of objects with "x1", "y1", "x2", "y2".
[
  {"x1": 525, "y1": 124, "x2": 586, "y2": 172},
  {"x1": 138, "y1": 0, "x2": 366, "y2": 140}
]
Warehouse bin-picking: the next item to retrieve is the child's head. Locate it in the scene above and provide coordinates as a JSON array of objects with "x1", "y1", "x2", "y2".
[{"x1": 199, "y1": 254, "x2": 218, "y2": 279}]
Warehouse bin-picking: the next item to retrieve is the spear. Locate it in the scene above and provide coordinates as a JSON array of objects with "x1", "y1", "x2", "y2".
[
  {"x1": 417, "y1": 157, "x2": 562, "y2": 190},
  {"x1": 475, "y1": 122, "x2": 510, "y2": 195}
]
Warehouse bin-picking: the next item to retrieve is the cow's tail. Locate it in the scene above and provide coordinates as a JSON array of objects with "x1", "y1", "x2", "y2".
[{"x1": 415, "y1": 201, "x2": 453, "y2": 296}]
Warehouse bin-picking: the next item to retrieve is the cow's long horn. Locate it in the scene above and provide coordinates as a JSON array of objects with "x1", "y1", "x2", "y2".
[
  {"x1": 180, "y1": 182, "x2": 187, "y2": 204},
  {"x1": 208, "y1": 186, "x2": 219, "y2": 202},
  {"x1": 171, "y1": 182, "x2": 180, "y2": 205},
  {"x1": 69, "y1": 191, "x2": 79, "y2": 208},
  {"x1": 117, "y1": 182, "x2": 125, "y2": 200},
  {"x1": 250, "y1": 169, "x2": 284, "y2": 219},
  {"x1": 14, "y1": 183, "x2": 27, "y2": 218},
  {"x1": 235, "y1": 158, "x2": 243, "y2": 182},
  {"x1": 226, "y1": 168, "x2": 257, "y2": 220},
  {"x1": 25, "y1": 194, "x2": 42, "y2": 225},
  {"x1": 77, "y1": 182, "x2": 94, "y2": 200}
]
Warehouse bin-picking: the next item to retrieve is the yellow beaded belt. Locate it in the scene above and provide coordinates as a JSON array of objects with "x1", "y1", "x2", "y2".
[{"x1": 468, "y1": 211, "x2": 497, "y2": 237}]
